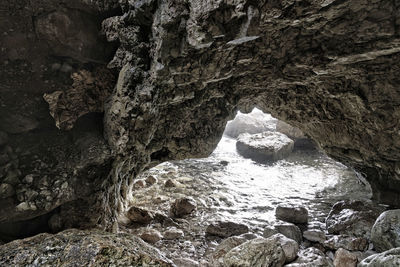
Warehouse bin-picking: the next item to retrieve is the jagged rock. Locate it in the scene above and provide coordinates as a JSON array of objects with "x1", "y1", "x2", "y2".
[
  {"x1": 324, "y1": 235, "x2": 368, "y2": 252},
  {"x1": 170, "y1": 197, "x2": 197, "y2": 218},
  {"x1": 285, "y1": 247, "x2": 334, "y2": 267},
  {"x1": 268, "y1": 233, "x2": 299, "y2": 263},
  {"x1": 358, "y1": 247, "x2": 400, "y2": 267},
  {"x1": 223, "y1": 237, "x2": 286, "y2": 267},
  {"x1": 210, "y1": 236, "x2": 248, "y2": 266},
  {"x1": 303, "y1": 230, "x2": 326, "y2": 243},
  {"x1": 163, "y1": 227, "x2": 184, "y2": 240},
  {"x1": 371, "y1": 209, "x2": 400, "y2": 252},
  {"x1": 276, "y1": 205, "x2": 309, "y2": 224},
  {"x1": 236, "y1": 132, "x2": 294, "y2": 162},
  {"x1": 326, "y1": 200, "x2": 384, "y2": 239},
  {"x1": 0, "y1": 229, "x2": 173, "y2": 266},
  {"x1": 334, "y1": 248, "x2": 358, "y2": 267},
  {"x1": 264, "y1": 222, "x2": 303, "y2": 244},
  {"x1": 206, "y1": 221, "x2": 249, "y2": 238},
  {"x1": 140, "y1": 229, "x2": 163, "y2": 244},
  {"x1": 223, "y1": 108, "x2": 277, "y2": 138},
  {"x1": 127, "y1": 206, "x2": 154, "y2": 224},
  {"x1": 165, "y1": 179, "x2": 178, "y2": 188}
]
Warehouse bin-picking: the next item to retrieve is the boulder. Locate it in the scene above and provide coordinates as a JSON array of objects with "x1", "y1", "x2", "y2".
[
  {"x1": 264, "y1": 222, "x2": 303, "y2": 244},
  {"x1": 358, "y1": 247, "x2": 400, "y2": 267},
  {"x1": 324, "y1": 235, "x2": 368, "y2": 252},
  {"x1": 326, "y1": 200, "x2": 384, "y2": 239},
  {"x1": 223, "y1": 237, "x2": 286, "y2": 267},
  {"x1": 370, "y1": 209, "x2": 400, "y2": 252},
  {"x1": 210, "y1": 236, "x2": 248, "y2": 266},
  {"x1": 206, "y1": 221, "x2": 249, "y2": 238},
  {"x1": 223, "y1": 109, "x2": 277, "y2": 138},
  {"x1": 303, "y1": 230, "x2": 326, "y2": 243},
  {"x1": 275, "y1": 205, "x2": 309, "y2": 224},
  {"x1": 285, "y1": 247, "x2": 334, "y2": 267},
  {"x1": 268, "y1": 233, "x2": 299, "y2": 263},
  {"x1": 334, "y1": 248, "x2": 358, "y2": 267},
  {"x1": 170, "y1": 197, "x2": 197, "y2": 218},
  {"x1": 0, "y1": 229, "x2": 173, "y2": 266},
  {"x1": 236, "y1": 132, "x2": 294, "y2": 162},
  {"x1": 163, "y1": 227, "x2": 184, "y2": 240}
]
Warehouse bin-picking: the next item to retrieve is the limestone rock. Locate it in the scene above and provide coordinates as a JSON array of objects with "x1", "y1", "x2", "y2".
[
  {"x1": 210, "y1": 236, "x2": 248, "y2": 266},
  {"x1": 303, "y1": 230, "x2": 326, "y2": 243},
  {"x1": 264, "y1": 222, "x2": 302, "y2": 244},
  {"x1": 285, "y1": 247, "x2": 334, "y2": 267},
  {"x1": 236, "y1": 132, "x2": 294, "y2": 162},
  {"x1": 0, "y1": 229, "x2": 173, "y2": 266},
  {"x1": 358, "y1": 248, "x2": 400, "y2": 267},
  {"x1": 268, "y1": 233, "x2": 299, "y2": 263},
  {"x1": 171, "y1": 197, "x2": 197, "y2": 218},
  {"x1": 223, "y1": 237, "x2": 286, "y2": 267},
  {"x1": 326, "y1": 200, "x2": 383, "y2": 239},
  {"x1": 371, "y1": 209, "x2": 400, "y2": 252},
  {"x1": 206, "y1": 221, "x2": 249, "y2": 238},
  {"x1": 275, "y1": 205, "x2": 309, "y2": 224},
  {"x1": 334, "y1": 248, "x2": 358, "y2": 267},
  {"x1": 224, "y1": 109, "x2": 277, "y2": 138},
  {"x1": 140, "y1": 229, "x2": 163, "y2": 244}
]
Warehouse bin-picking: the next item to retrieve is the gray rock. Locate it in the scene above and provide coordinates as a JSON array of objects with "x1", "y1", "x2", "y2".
[
  {"x1": 174, "y1": 257, "x2": 199, "y2": 267},
  {"x1": 269, "y1": 233, "x2": 299, "y2": 263},
  {"x1": 171, "y1": 197, "x2": 197, "y2": 217},
  {"x1": 264, "y1": 222, "x2": 302, "y2": 244},
  {"x1": 324, "y1": 235, "x2": 368, "y2": 252},
  {"x1": 276, "y1": 205, "x2": 309, "y2": 224},
  {"x1": 371, "y1": 209, "x2": 400, "y2": 252},
  {"x1": 334, "y1": 248, "x2": 358, "y2": 267},
  {"x1": 210, "y1": 236, "x2": 247, "y2": 266},
  {"x1": 236, "y1": 132, "x2": 294, "y2": 162},
  {"x1": 223, "y1": 237, "x2": 286, "y2": 267},
  {"x1": 206, "y1": 221, "x2": 249, "y2": 238},
  {"x1": 303, "y1": 230, "x2": 326, "y2": 243},
  {"x1": 285, "y1": 247, "x2": 334, "y2": 267},
  {"x1": 326, "y1": 200, "x2": 383, "y2": 239},
  {"x1": 358, "y1": 247, "x2": 400, "y2": 267},
  {"x1": 163, "y1": 227, "x2": 184, "y2": 240},
  {"x1": 140, "y1": 229, "x2": 163, "y2": 244}
]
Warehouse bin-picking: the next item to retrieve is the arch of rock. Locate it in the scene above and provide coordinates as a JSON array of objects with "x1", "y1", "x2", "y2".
[{"x1": 0, "y1": 0, "x2": 399, "y2": 231}]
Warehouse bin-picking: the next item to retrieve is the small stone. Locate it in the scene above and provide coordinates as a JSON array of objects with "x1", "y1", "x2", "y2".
[
  {"x1": 334, "y1": 248, "x2": 357, "y2": 267},
  {"x1": 164, "y1": 179, "x2": 178, "y2": 188},
  {"x1": 164, "y1": 227, "x2": 184, "y2": 239},
  {"x1": 140, "y1": 229, "x2": 163, "y2": 244},
  {"x1": 23, "y1": 174, "x2": 34, "y2": 184},
  {"x1": 206, "y1": 221, "x2": 249, "y2": 238},
  {"x1": 127, "y1": 206, "x2": 154, "y2": 224},
  {"x1": 0, "y1": 183, "x2": 15, "y2": 198},
  {"x1": 145, "y1": 175, "x2": 157, "y2": 186},
  {"x1": 303, "y1": 229, "x2": 326, "y2": 243},
  {"x1": 16, "y1": 202, "x2": 31, "y2": 211},
  {"x1": 276, "y1": 205, "x2": 309, "y2": 224},
  {"x1": 133, "y1": 180, "x2": 146, "y2": 189},
  {"x1": 171, "y1": 197, "x2": 196, "y2": 217}
]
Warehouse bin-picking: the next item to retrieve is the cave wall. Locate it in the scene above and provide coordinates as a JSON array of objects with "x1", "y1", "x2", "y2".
[{"x1": 1, "y1": 0, "x2": 400, "y2": 232}]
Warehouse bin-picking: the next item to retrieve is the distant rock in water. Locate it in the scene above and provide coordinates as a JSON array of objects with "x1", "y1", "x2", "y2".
[
  {"x1": 224, "y1": 108, "x2": 277, "y2": 138},
  {"x1": 236, "y1": 132, "x2": 294, "y2": 162}
]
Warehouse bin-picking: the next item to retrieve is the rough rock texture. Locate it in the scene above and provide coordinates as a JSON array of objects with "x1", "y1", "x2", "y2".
[
  {"x1": 275, "y1": 205, "x2": 309, "y2": 224},
  {"x1": 334, "y1": 248, "x2": 358, "y2": 267},
  {"x1": 0, "y1": 228, "x2": 173, "y2": 266},
  {"x1": 324, "y1": 235, "x2": 368, "y2": 252},
  {"x1": 264, "y1": 222, "x2": 303, "y2": 244},
  {"x1": 285, "y1": 247, "x2": 334, "y2": 267},
  {"x1": 358, "y1": 247, "x2": 400, "y2": 267},
  {"x1": 2, "y1": 0, "x2": 400, "y2": 232},
  {"x1": 236, "y1": 132, "x2": 294, "y2": 162},
  {"x1": 370, "y1": 209, "x2": 400, "y2": 252},
  {"x1": 206, "y1": 221, "x2": 249, "y2": 238}
]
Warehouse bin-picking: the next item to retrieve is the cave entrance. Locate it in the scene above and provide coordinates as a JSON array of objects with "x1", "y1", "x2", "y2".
[{"x1": 126, "y1": 108, "x2": 375, "y2": 261}]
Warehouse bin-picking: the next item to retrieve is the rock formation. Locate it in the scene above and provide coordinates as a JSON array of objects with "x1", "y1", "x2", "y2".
[{"x1": 0, "y1": 0, "x2": 399, "y2": 236}]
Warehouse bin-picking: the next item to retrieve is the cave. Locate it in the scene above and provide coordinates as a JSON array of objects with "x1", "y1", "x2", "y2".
[{"x1": 1, "y1": 0, "x2": 400, "y2": 266}]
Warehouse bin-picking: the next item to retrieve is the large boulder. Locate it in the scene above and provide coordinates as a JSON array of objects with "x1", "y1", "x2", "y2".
[
  {"x1": 0, "y1": 229, "x2": 173, "y2": 266},
  {"x1": 358, "y1": 247, "x2": 400, "y2": 267},
  {"x1": 371, "y1": 209, "x2": 400, "y2": 252},
  {"x1": 223, "y1": 236, "x2": 286, "y2": 267},
  {"x1": 223, "y1": 109, "x2": 277, "y2": 138},
  {"x1": 236, "y1": 132, "x2": 294, "y2": 162}
]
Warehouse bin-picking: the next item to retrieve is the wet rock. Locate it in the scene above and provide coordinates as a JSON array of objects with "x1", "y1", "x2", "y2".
[
  {"x1": 163, "y1": 227, "x2": 184, "y2": 240},
  {"x1": 206, "y1": 221, "x2": 249, "y2": 238},
  {"x1": 285, "y1": 247, "x2": 334, "y2": 267},
  {"x1": 127, "y1": 206, "x2": 154, "y2": 224},
  {"x1": 324, "y1": 235, "x2": 368, "y2": 252},
  {"x1": 358, "y1": 247, "x2": 400, "y2": 267},
  {"x1": 0, "y1": 183, "x2": 15, "y2": 199},
  {"x1": 145, "y1": 175, "x2": 158, "y2": 186},
  {"x1": 276, "y1": 205, "x2": 309, "y2": 224},
  {"x1": 333, "y1": 248, "x2": 358, "y2": 267},
  {"x1": 370, "y1": 209, "x2": 400, "y2": 252},
  {"x1": 171, "y1": 197, "x2": 197, "y2": 217},
  {"x1": 303, "y1": 230, "x2": 326, "y2": 243},
  {"x1": 326, "y1": 200, "x2": 383, "y2": 238},
  {"x1": 140, "y1": 229, "x2": 163, "y2": 244},
  {"x1": 173, "y1": 257, "x2": 199, "y2": 267},
  {"x1": 133, "y1": 179, "x2": 146, "y2": 189},
  {"x1": 165, "y1": 179, "x2": 178, "y2": 188},
  {"x1": 236, "y1": 132, "x2": 294, "y2": 162},
  {"x1": 264, "y1": 222, "x2": 302, "y2": 244},
  {"x1": 224, "y1": 109, "x2": 276, "y2": 138},
  {"x1": 223, "y1": 237, "x2": 285, "y2": 267},
  {"x1": 0, "y1": 229, "x2": 173, "y2": 266},
  {"x1": 269, "y1": 233, "x2": 299, "y2": 263}
]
